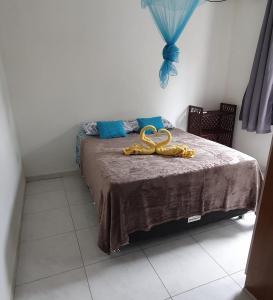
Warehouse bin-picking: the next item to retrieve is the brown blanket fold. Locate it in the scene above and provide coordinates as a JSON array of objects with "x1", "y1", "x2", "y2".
[{"x1": 80, "y1": 129, "x2": 262, "y2": 254}]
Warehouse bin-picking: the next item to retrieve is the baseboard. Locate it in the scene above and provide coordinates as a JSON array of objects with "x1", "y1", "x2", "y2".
[
  {"x1": 7, "y1": 169, "x2": 26, "y2": 300},
  {"x1": 26, "y1": 169, "x2": 80, "y2": 182}
]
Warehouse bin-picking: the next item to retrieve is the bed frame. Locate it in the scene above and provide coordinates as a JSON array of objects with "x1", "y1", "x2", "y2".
[{"x1": 129, "y1": 209, "x2": 248, "y2": 243}]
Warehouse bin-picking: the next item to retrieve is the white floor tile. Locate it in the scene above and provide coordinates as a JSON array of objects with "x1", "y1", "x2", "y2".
[
  {"x1": 63, "y1": 175, "x2": 91, "y2": 205},
  {"x1": 231, "y1": 271, "x2": 246, "y2": 288},
  {"x1": 16, "y1": 232, "x2": 83, "y2": 285},
  {"x1": 24, "y1": 190, "x2": 67, "y2": 214},
  {"x1": 21, "y1": 207, "x2": 74, "y2": 241},
  {"x1": 172, "y1": 277, "x2": 252, "y2": 300},
  {"x1": 193, "y1": 224, "x2": 253, "y2": 274},
  {"x1": 86, "y1": 251, "x2": 169, "y2": 300},
  {"x1": 63, "y1": 175, "x2": 88, "y2": 192},
  {"x1": 66, "y1": 189, "x2": 91, "y2": 205},
  {"x1": 76, "y1": 227, "x2": 108, "y2": 265},
  {"x1": 70, "y1": 203, "x2": 97, "y2": 230},
  {"x1": 232, "y1": 212, "x2": 256, "y2": 230},
  {"x1": 144, "y1": 236, "x2": 226, "y2": 296},
  {"x1": 26, "y1": 179, "x2": 64, "y2": 195},
  {"x1": 77, "y1": 227, "x2": 138, "y2": 265},
  {"x1": 15, "y1": 268, "x2": 92, "y2": 300},
  {"x1": 15, "y1": 176, "x2": 255, "y2": 300}
]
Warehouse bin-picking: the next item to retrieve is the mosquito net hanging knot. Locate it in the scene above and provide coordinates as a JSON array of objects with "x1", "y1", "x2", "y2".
[
  {"x1": 142, "y1": 0, "x2": 203, "y2": 88},
  {"x1": 161, "y1": 44, "x2": 180, "y2": 88}
]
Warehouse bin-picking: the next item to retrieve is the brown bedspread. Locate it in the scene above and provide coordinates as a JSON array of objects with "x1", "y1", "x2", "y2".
[{"x1": 80, "y1": 129, "x2": 262, "y2": 254}]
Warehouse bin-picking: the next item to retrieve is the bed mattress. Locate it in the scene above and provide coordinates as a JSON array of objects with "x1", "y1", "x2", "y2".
[{"x1": 80, "y1": 129, "x2": 262, "y2": 253}]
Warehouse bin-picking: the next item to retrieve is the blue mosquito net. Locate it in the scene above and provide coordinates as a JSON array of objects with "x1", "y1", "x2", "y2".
[{"x1": 142, "y1": 0, "x2": 203, "y2": 88}]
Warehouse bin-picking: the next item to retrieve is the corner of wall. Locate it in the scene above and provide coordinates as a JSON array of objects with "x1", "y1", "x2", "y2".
[
  {"x1": 223, "y1": 0, "x2": 271, "y2": 170},
  {"x1": 0, "y1": 48, "x2": 25, "y2": 300}
]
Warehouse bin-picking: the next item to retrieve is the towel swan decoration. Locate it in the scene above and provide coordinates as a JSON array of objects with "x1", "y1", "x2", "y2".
[
  {"x1": 123, "y1": 125, "x2": 195, "y2": 158},
  {"x1": 155, "y1": 128, "x2": 195, "y2": 158},
  {"x1": 123, "y1": 125, "x2": 157, "y2": 155}
]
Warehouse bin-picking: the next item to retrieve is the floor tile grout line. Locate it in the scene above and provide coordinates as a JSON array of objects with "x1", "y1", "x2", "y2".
[
  {"x1": 141, "y1": 236, "x2": 232, "y2": 299},
  {"x1": 228, "y1": 274, "x2": 254, "y2": 299},
  {"x1": 24, "y1": 187, "x2": 65, "y2": 198},
  {"x1": 20, "y1": 177, "x2": 252, "y2": 299},
  {"x1": 21, "y1": 191, "x2": 89, "y2": 243},
  {"x1": 62, "y1": 177, "x2": 94, "y2": 300},
  {"x1": 228, "y1": 270, "x2": 246, "y2": 290},
  {"x1": 23, "y1": 203, "x2": 70, "y2": 216},
  {"x1": 138, "y1": 221, "x2": 236, "y2": 252},
  {"x1": 170, "y1": 275, "x2": 230, "y2": 299},
  {"x1": 61, "y1": 177, "x2": 79, "y2": 231},
  {"x1": 25, "y1": 187, "x2": 64, "y2": 197},
  {"x1": 20, "y1": 229, "x2": 75, "y2": 244},
  {"x1": 62, "y1": 178, "x2": 151, "y2": 282},
  {"x1": 141, "y1": 236, "x2": 233, "y2": 298},
  {"x1": 15, "y1": 253, "x2": 231, "y2": 299},
  {"x1": 229, "y1": 274, "x2": 244, "y2": 289},
  {"x1": 20, "y1": 229, "x2": 80, "y2": 245},
  {"x1": 229, "y1": 269, "x2": 245, "y2": 276},
  {"x1": 141, "y1": 248, "x2": 172, "y2": 299},
  {"x1": 16, "y1": 177, "x2": 94, "y2": 294},
  {"x1": 26, "y1": 176, "x2": 63, "y2": 192},
  {"x1": 81, "y1": 246, "x2": 142, "y2": 268},
  {"x1": 190, "y1": 233, "x2": 232, "y2": 276},
  {"x1": 63, "y1": 176, "x2": 143, "y2": 267},
  {"x1": 16, "y1": 179, "x2": 86, "y2": 288},
  {"x1": 15, "y1": 266, "x2": 84, "y2": 288},
  {"x1": 73, "y1": 231, "x2": 95, "y2": 300}
]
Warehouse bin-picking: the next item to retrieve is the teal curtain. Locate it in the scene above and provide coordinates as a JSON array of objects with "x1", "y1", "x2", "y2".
[{"x1": 142, "y1": 0, "x2": 203, "y2": 88}]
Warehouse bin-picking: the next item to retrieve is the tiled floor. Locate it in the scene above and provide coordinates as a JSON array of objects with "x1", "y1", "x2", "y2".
[{"x1": 15, "y1": 175, "x2": 256, "y2": 300}]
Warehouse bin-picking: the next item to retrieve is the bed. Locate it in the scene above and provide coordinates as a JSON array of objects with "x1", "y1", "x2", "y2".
[{"x1": 79, "y1": 128, "x2": 262, "y2": 254}]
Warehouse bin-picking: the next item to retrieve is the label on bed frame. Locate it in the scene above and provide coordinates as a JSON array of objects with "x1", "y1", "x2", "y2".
[{"x1": 188, "y1": 215, "x2": 202, "y2": 223}]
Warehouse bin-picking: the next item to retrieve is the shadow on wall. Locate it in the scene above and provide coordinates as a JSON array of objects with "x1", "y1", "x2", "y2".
[{"x1": 23, "y1": 125, "x2": 80, "y2": 177}]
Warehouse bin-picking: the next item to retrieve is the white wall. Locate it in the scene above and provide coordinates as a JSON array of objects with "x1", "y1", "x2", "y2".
[
  {"x1": 0, "y1": 0, "x2": 236, "y2": 176},
  {"x1": 225, "y1": 0, "x2": 272, "y2": 171},
  {"x1": 0, "y1": 53, "x2": 25, "y2": 299}
]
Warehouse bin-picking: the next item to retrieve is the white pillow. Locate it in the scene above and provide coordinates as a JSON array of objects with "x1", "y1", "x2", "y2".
[{"x1": 82, "y1": 121, "x2": 98, "y2": 136}]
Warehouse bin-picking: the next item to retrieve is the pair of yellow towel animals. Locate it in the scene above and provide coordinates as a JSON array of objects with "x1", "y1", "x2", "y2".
[{"x1": 123, "y1": 125, "x2": 195, "y2": 158}]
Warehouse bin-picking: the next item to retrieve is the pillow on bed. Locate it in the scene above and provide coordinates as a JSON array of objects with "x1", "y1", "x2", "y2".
[
  {"x1": 123, "y1": 120, "x2": 139, "y2": 133},
  {"x1": 82, "y1": 121, "x2": 98, "y2": 136},
  {"x1": 137, "y1": 116, "x2": 164, "y2": 134},
  {"x1": 97, "y1": 120, "x2": 127, "y2": 139},
  {"x1": 127, "y1": 118, "x2": 173, "y2": 132},
  {"x1": 83, "y1": 120, "x2": 137, "y2": 135},
  {"x1": 82, "y1": 118, "x2": 173, "y2": 136},
  {"x1": 162, "y1": 118, "x2": 174, "y2": 129}
]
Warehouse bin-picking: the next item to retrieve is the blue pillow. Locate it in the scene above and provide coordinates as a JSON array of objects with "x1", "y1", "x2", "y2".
[
  {"x1": 137, "y1": 116, "x2": 164, "y2": 134},
  {"x1": 97, "y1": 121, "x2": 127, "y2": 139}
]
